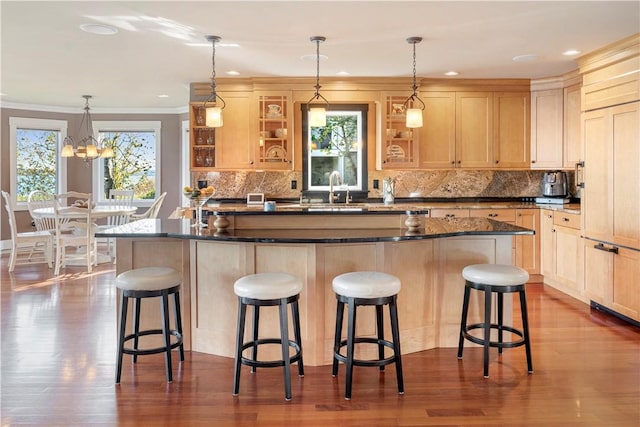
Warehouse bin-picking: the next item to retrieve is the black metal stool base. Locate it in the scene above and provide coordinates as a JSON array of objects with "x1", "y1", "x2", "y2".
[
  {"x1": 457, "y1": 281, "x2": 533, "y2": 378},
  {"x1": 233, "y1": 294, "x2": 304, "y2": 401},
  {"x1": 115, "y1": 285, "x2": 185, "y2": 384},
  {"x1": 332, "y1": 294, "x2": 404, "y2": 400}
]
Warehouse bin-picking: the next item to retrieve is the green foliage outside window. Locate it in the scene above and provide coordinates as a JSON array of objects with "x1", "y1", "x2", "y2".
[
  {"x1": 16, "y1": 129, "x2": 58, "y2": 201},
  {"x1": 101, "y1": 132, "x2": 155, "y2": 199}
]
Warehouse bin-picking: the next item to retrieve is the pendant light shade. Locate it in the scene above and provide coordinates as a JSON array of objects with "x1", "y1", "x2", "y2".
[
  {"x1": 403, "y1": 37, "x2": 426, "y2": 128},
  {"x1": 204, "y1": 35, "x2": 226, "y2": 128},
  {"x1": 306, "y1": 36, "x2": 329, "y2": 127}
]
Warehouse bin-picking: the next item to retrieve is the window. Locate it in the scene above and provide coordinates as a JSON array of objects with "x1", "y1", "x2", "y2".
[
  {"x1": 302, "y1": 105, "x2": 368, "y2": 198},
  {"x1": 9, "y1": 117, "x2": 68, "y2": 209},
  {"x1": 92, "y1": 121, "x2": 161, "y2": 206}
]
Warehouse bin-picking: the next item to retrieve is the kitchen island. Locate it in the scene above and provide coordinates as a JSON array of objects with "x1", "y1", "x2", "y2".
[{"x1": 100, "y1": 216, "x2": 533, "y2": 366}]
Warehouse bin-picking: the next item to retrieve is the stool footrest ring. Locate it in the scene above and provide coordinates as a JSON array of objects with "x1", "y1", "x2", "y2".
[
  {"x1": 334, "y1": 337, "x2": 398, "y2": 368},
  {"x1": 122, "y1": 329, "x2": 183, "y2": 356},
  {"x1": 462, "y1": 323, "x2": 525, "y2": 349},
  {"x1": 240, "y1": 338, "x2": 302, "y2": 369}
]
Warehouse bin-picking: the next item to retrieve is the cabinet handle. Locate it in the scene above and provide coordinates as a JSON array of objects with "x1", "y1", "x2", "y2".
[
  {"x1": 451, "y1": 161, "x2": 455, "y2": 165},
  {"x1": 457, "y1": 160, "x2": 461, "y2": 164},
  {"x1": 531, "y1": 160, "x2": 536, "y2": 164},
  {"x1": 594, "y1": 243, "x2": 619, "y2": 254},
  {"x1": 562, "y1": 217, "x2": 570, "y2": 222},
  {"x1": 495, "y1": 160, "x2": 499, "y2": 164},
  {"x1": 575, "y1": 161, "x2": 585, "y2": 189}
]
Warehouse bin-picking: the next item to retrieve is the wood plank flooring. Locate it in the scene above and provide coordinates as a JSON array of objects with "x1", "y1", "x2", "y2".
[{"x1": 2, "y1": 255, "x2": 639, "y2": 426}]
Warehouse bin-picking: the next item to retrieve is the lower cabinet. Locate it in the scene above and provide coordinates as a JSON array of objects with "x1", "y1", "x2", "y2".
[
  {"x1": 540, "y1": 209, "x2": 584, "y2": 300},
  {"x1": 515, "y1": 209, "x2": 541, "y2": 279},
  {"x1": 584, "y1": 240, "x2": 640, "y2": 322}
]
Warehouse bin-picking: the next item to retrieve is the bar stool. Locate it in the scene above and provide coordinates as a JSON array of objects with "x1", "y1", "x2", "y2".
[
  {"x1": 115, "y1": 267, "x2": 184, "y2": 383},
  {"x1": 233, "y1": 272, "x2": 304, "y2": 401},
  {"x1": 332, "y1": 271, "x2": 404, "y2": 400},
  {"x1": 457, "y1": 263, "x2": 533, "y2": 378}
]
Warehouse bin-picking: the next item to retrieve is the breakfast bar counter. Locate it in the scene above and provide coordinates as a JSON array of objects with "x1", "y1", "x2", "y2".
[{"x1": 100, "y1": 217, "x2": 533, "y2": 366}]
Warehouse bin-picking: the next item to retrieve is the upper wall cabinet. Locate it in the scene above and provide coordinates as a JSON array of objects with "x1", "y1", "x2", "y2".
[
  {"x1": 381, "y1": 92, "x2": 418, "y2": 168},
  {"x1": 255, "y1": 92, "x2": 293, "y2": 170},
  {"x1": 563, "y1": 84, "x2": 582, "y2": 168},
  {"x1": 530, "y1": 88, "x2": 564, "y2": 169},
  {"x1": 493, "y1": 92, "x2": 530, "y2": 168},
  {"x1": 418, "y1": 90, "x2": 528, "y2": 169},
  {"x1": 189, "y1": 92, "x2": 253, "y2": 170}
]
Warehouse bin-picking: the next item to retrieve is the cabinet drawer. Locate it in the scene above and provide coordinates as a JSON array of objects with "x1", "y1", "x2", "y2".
[
  {"x1": 474, "y1": 208, "x2": 516, "y2": 222},
  {"x1": 554, "y1": 211, "x2": 581, "y2": 230},
  {"x1": 430, "y1": 208, "x2": 470, "y2": 219}
]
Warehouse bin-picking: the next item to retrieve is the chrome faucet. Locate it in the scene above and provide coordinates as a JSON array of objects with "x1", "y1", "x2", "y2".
[{"x1": 329, "y1": 170, "x2": 342, "y2": 204}]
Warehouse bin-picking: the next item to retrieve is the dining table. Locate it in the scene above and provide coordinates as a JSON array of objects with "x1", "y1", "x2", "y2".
[{"x1": 32, "y1": 204, "x2": 138, "y2": 265}]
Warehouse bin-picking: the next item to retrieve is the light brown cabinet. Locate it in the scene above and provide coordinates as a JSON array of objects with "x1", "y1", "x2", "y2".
[
  {"x1": 456, "y1": 92, "x2": 494, "y2": 168},
  {"x1": 430, "y1": 208, "x2": 470, "y2": 219},
  {"x1": 530, "y1": 89, "x2": 564, "y2": 169},
  {"x1": 515, "y1": 209, "x2": 541, "y2": 277},
  {"x1": 582, "y1": 102, "x2": 640, "y2": 249},
  {"x1": 417, "y1": 92, "x2": 456, "y2": 168},
  {"x1": 563, "y1": 84, "x2": 582, "y2": 168},
  {"x1": 189, "y1": 92, "x2": 253, "y2": 170},
  {"x1": 493, "y1": 92, "x2": 530, "y2": 168},
  {"x1": 540, "y1": 209, "x2": 584, "y2": 298},
  {"x1": 381, "y1": 93, "x2": 418, "y2": 168},
  {"x1": 584, "y1": 241, "x2": 639, "y2": 322},
  {"x1": 255, "y1": 92, "x2": 293, "y2": 169}
]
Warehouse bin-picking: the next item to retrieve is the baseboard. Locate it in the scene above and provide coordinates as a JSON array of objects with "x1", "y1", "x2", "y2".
[{"x1": 590, "y1": 301, "x2": 640, "y2": 328}]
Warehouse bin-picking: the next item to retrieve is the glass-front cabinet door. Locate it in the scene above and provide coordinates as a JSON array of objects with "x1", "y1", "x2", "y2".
[
  {"x1": 189, "y1": 102, "x2": 216, "y2": 170},
  {"x1": 381, "y1": 93, "x2": 418, "y2": 168},
  {"x1": 255, "y1": 92, "x2": 293, "y2": 169}
]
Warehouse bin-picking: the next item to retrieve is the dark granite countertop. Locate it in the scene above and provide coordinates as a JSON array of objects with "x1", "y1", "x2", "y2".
[{"x1": 97, "y1": 218, "x2": 533, "y2": 244}]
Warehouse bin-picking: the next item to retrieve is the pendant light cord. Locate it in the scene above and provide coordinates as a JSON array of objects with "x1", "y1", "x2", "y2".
[
  {"x1": 307, "y1": 36, "x2": 329, "y2": 110},
  {"x1": 205, "y1": 35, "x2": 225, "y2": 109},
  {"x1": 403, "y1": 37, "x2": 425, "y2": 111}
]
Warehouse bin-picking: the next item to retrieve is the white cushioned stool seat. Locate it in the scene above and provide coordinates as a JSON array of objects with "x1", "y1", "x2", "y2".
[
  {"x1": 332, "y1": 271, "x2": 401, "y2": 298},
  {"x1": 116, "y1": 267, "x2": 181, "y2": 291},
  {"x1": 462, "y1": 264, "x2": 529, "y2": 287},
  {"x1": 234, "y1": 272, "x2": 303, "y2": 300}
]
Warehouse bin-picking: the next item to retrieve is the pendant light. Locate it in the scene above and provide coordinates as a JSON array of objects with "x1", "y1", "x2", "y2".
[
  {"x1": 403, "y1": 37, "x2": 425, "y2": 128},
  {"x1": 306, "y1": 36, "x2": 329, "y2": 127},
  {"x1": 61, "y1": 95, "x2": 114, "y2": 162},
  {"x1": 204, "y1": 35, "x2": 226, "y2": 127}
]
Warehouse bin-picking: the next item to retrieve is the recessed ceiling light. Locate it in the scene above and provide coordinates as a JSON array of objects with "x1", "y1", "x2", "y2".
[
  {"x1": 226, "y1": 70, "x2": 240, "y2": 76},
  {"x1": 79, "y1": 23, "x2": 118, "y2": 35},
  {"x1": 444, "y1": 71, "x2": 459, "y2": 76},
  {"x1": 336, "y1": 71, "x2": 350, "y2": 76},
  {"x1": 157, "y1": 94, "x2": 169, "y2": 98},
  {"x1": 512, "y1": 54, "x2": 538, "y2": 62},
  {"x1": 563, "y1": 49, "x2": 581, "y2": 56}
]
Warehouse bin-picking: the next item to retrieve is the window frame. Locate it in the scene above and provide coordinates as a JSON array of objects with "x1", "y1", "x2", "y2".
[
  {"x1": 301, "y1": 104, "x2": 368, "y2": 198},
  {"x1": 91, "y1": 121, "x2": 162, "y2": 207},
  {"x1": 9, "y1": 117, "x2": 68, "y2": 211}
]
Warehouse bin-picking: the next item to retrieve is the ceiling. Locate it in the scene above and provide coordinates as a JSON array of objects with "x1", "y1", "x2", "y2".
[{"x1": 1, "y1": 1, "x2": 639, "y2": 112}]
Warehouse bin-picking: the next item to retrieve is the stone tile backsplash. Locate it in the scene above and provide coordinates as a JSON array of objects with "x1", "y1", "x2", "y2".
[{"x1": 195, "y1": 169, "x2": 575, "y2": 200}]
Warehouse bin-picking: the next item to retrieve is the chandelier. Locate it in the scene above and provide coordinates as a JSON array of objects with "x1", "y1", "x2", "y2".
[{"x1": 61, "y1": 95, "x2": 114, "y2": 161}]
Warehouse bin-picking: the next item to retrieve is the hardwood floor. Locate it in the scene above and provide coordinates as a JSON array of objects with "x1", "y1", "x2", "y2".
[{"x1": 1, "y1": 255, "x2": 639, "y2": 426}]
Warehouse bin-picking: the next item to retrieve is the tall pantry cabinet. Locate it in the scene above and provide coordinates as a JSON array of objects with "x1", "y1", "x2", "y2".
[{"x1": 579, "y1": 34, "x2": 640, "y2": 322}]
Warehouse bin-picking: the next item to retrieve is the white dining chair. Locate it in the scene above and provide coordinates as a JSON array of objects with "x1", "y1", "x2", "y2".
[
  {"x1": 53, "y1": 191, "x2": 97, "y2": 275},
  {"x1": 27, "y1": 190, "x2": 57, "y2": 233},
  {"x1": 1, "y1": 190, "x2": 53, "y2": 272},
  {"x1": 130, "y1": 192, "x2": 167, "y2": 221},
  {"x1": 99, "y1": 189, "x2": 134, "y2": 261}
]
